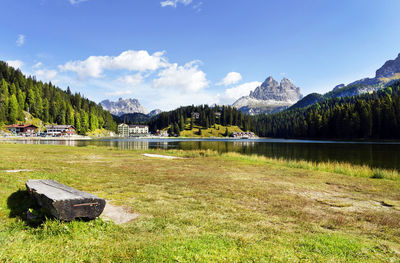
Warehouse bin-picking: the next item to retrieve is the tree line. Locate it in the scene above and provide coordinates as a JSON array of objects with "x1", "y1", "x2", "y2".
[
  {"x1": 148, "y1": 105, "x2": 254, "y2": 136},
  {"x1": 252, "y1": 82, "x2": 400, "y2": 139},
  {"x1": 0, "y1": 61, "x2": 117, "y2": 134}
]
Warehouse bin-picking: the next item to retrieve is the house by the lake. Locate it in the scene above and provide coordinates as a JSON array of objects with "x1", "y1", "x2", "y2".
[
  {"x1": 118, "y1": 124, "x2": 149, "y2": 137},
  {"x1": 129, "y1": 125, "x2": 149, "y2": 135},
  {"x1": 191, "y1": 112, "x2": 200, "y2": 119},
  {"x1": 45, "y1": 125, "x2": 76, "y2": 136},
  {"x1": 6, "y1": 124, "x2": 38, "y2": 136},
  {"x1": 155, "y1": 130, "x2": 169, "y2": 137},
  {"x1": 118, "y1": 124, "x2": 129, "y2": 137},
  {"x1": 230, "y1": 131, "x2": 256, "y2": 139}
]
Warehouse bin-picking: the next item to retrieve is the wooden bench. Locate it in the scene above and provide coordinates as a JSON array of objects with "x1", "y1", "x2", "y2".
[{"x1": 26, "y1": 180, "x2": 106, "y2": 221}]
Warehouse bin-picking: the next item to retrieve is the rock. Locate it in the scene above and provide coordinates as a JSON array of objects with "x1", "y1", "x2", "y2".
[
  {"x1": 376, "y1": 53, "x2": 400, "y2": 78},
  {"x1": 148, "y1": 109, "x2": 162, "y2": 117},
  {"x1": 333, "y1": 84, "x2": 345, "y2": 91},
  {"x1": 233, "y1": 76, "x2": 303, "y2": 115},
  {"x1": 26, "y1": 180, "x2": 106, "y2": 221},
  {"x1": 101, "y1": 98, "x2": 148, "y2": 116},
  {"x1": 102, "y1": 202, "x2": 139, "y2": 224}
]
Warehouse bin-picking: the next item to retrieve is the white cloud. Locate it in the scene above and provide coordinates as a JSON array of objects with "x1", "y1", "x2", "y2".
[
  {"x1": 160, "y1": 0, "x2": 193, "y2": 8},
  {"x1": 153, "y1": 61, "x2": 208, "y2": 92},
  {"x1": 16, "y1": 35, "x2": 25, "y2": 47},
  {"x1": 33, "y1": 62, "x2": 43, "y2": 69},
  {"x1": 118, "y1": 74, "x2": 144, "y2": 87},
  {"x1": 69, "y1": 0, "x2": 88, "y2": 5},
  {"x1": 35, "y1": 69, "x2": 58, "y2": 81},
  {"x1": 59, "y1": 50, "x2": 167, "y2": 79},
  {"x1": 223, "y1": 81, "x2": 262, "y2": 101},
  {"x1": 192, "y1": 1, "x2": 203, "y2": 12},
  {"x1": 105, "y1": 90, "x2": 134, "y2": 96},
  {"x1": 54, "y1": 50, "x2": 216, "y2": 110},
  {"x1": 218, "y1": 72, "x2": 242, "y2": 86},
  {"x1": 6, "y1": 60, "x2": 24, "y2": 69}
]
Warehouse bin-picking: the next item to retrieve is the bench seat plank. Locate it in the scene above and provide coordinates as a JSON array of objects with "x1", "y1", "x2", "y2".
[{"x1": 26, "y1": 179, "x2": 106, "y2": 221}]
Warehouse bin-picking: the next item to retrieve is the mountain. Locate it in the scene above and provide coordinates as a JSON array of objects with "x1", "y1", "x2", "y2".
[
  {"x1": 100, "y1": 98, "x2": 148, "y2": 116},
  {"x1": 289, "y1": 93, "x2": 324, "y2": 110},
  {"x1": 233, "y1": 77, "x2": 303, "y2": 115},
  {"x1": 115, "y1": 112, "x2": 150, "y2": 124},
  {"x1": 252, "y1": 82, "x2": 400, "y2": 139},
  {"x1": 148, "y1": 109, "x2": 162, "y2": 117},
  {"x1": 294, "y1": 53, "x2": 400, "y2": 109}
]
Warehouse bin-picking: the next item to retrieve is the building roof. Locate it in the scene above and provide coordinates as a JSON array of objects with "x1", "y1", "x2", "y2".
[
  {"x1": 7, "y1": 124, "x2": 38, "y2": 129},
  {"x1": 129, "y1": 125, "x2": 148, "y2": 128},
  {"x1": 45, "y1": 125, "x2": 75, "y2": 129}
]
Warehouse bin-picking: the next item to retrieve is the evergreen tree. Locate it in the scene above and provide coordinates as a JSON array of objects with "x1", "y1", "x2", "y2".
[{"x1": 8, "y1": 94, "x2": 19, "y2": 123}]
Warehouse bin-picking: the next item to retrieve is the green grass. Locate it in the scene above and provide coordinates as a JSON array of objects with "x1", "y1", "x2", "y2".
[
  {"x1": 179, "y1": 123, "x2": 244, "y2": 137},
  {"x1": 0, "y1": 143, "x2": 400, "y2": 262}
]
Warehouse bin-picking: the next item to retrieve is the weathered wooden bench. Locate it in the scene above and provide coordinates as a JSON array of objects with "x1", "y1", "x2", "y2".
[{"x1": 26, "y1": 179, "x2": 106, "y2": 221}]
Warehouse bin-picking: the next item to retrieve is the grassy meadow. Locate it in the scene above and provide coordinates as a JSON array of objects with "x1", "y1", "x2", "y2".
[
  {"x1": 0, "y1": 143, "x2": 399, "y2": 262},
  {"x1": 177, "y1": 120, "x2": 245, "y2": 138}
]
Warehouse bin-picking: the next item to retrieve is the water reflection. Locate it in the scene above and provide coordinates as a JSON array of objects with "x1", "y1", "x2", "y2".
[{"x1": 7, "y1": 138, "x2": 400, "y2": 170}]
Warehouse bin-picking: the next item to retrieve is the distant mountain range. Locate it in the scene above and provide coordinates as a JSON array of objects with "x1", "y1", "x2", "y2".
[
  {"x1": 100, "y1": 98, "x2": 148, "y2": 116},
  {"x1": 233, "y1": 77, "x2": 303, "y2": 115},
  {"x1": 291, "y1": 53, "x2": 400, "y2": 109},
  {"x1": 100, "y1": 98, "x2": 162, "y2": 123}
]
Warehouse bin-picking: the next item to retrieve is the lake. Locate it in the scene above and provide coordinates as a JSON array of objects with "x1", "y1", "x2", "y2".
[{"x1": 10, "y1": 138, "x2": 400, "y2": 171}]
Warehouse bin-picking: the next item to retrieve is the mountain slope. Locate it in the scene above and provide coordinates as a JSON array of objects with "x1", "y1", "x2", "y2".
[
  {"x1": 233, "y1": 77, "x2": 303, "y2": 115},
  {"x1": 252, "y1": 81, "x2": 400, "y2": 139},
  {"x1": 289, "y1": 93, "x2": 324, "y2": 110},
  {"x1": 0, "y1": 61, "x2": 116, "y2": 134},
  {"x1": 294, "y1": 53, "x2": 400, "y2": 109}
]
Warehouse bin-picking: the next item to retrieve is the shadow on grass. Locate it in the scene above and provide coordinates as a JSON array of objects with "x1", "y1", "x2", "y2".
[{"x1": 7, "y1": 190, "x2": 48, "y2": 227}]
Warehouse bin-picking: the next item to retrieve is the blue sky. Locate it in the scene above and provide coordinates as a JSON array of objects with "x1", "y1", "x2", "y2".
[{"x1": 2, "y1": 0, "x2": 400, "y2": 111}]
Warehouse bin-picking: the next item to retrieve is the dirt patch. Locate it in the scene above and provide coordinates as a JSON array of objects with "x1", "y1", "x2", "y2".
[
  {"x1": 143, "y1": 153, "x2": 184, "y2": 160},
  {"x1": 3, "y1": 169, "x2": 34, "y2": 173},
  {"x1": 294, "y1": 190, "x2": 396, "y2": 212},
  {"x1": 101, "y1": 201, "x2": 139, "y2": 224}
]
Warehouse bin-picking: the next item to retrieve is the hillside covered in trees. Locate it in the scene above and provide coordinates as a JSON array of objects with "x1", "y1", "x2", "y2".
[
  {"x1": 0, "y1": 61, "x2": 117, "y2": 134},
  {"x1": 148, "y1": 105, "x2": 254, "y2": 136},
  {"x1": 252, "y1": 81, "x2": 400, "y2": 139}
]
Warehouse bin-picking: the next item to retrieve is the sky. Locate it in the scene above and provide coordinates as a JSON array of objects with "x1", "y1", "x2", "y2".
[{"x1": 2, "y1": 0, "x2": 400, "y2": 111}]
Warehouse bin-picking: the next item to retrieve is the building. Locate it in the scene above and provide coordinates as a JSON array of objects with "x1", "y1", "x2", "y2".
[
  {"x1": 45, "y1": 125, "x2": 76, "y2": 136},
  {"x1": 7, "y1": 124, "x2": 38, "y2": 136},
  {"x1": 118, "y1": 124, "x2": 129, "y2": 137},
  {"x1": 191, "y1": 112, "x2": 200, "y2": 119},
  {"x1": 128, "y1": 125, "x2": 149, "y2": 135},
  {"x1": 156, "y1": 130, "x2": 169, "y2": 137},
  {"x1": 230, "y1": 132, "x2": 256, "y2": 139},
  {"x1": 118, "y1": 124, "x2": 149, "y2": 136}
]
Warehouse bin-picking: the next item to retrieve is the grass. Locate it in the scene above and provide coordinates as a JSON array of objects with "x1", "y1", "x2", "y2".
[
  {"x1": 178, "y1": 119, "x2": 244, "y2": 138},
  {"x1": 0, "y1": 143, "x2": 400, "y2": 262}
]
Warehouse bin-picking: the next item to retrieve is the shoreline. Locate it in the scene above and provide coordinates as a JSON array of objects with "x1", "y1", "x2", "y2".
[{"x1": 0, "y1": 136, "x2": 92, "y2": 141}]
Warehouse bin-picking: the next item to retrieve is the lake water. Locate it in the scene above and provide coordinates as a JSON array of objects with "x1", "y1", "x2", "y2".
[{"x1": 11, "y1": 138, "x2": 400, "y2": 171}]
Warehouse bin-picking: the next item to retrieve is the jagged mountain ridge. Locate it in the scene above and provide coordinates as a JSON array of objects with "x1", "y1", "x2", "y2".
[
  {"x1": 101, "y1": 98, "x2": 148, "y2": 116},
  {"x1": 233, "y1": 77, "x2": 303, "y2": 115},
  {"x1": 292, "y1": 53, "x2": 400, "y2": 109}
]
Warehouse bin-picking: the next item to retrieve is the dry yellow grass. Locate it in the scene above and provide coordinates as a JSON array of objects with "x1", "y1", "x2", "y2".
[{"x1": 0, "y1": 143, "x2": 399, "y2": 262}]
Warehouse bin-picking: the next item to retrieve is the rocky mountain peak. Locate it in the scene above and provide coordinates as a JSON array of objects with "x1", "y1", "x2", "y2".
[
  {"x1": 100, "y1": 98, "x2": 148, "y2": 116},
  {"x1": 249, "y1": 77, "x2": 302, "y2": 102},
  {"x1": 148, "y1": 109, "x2": 162, "y2": 117},
  {"x1": 261, "y1": 76, "x2": 279, "y2": 87},
  {"x1": 376, "y1": 53, "x2": 400, "y2": 78},
  {"x1": 333, "y1": 84, "x2": 345, "y2": 91}
]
